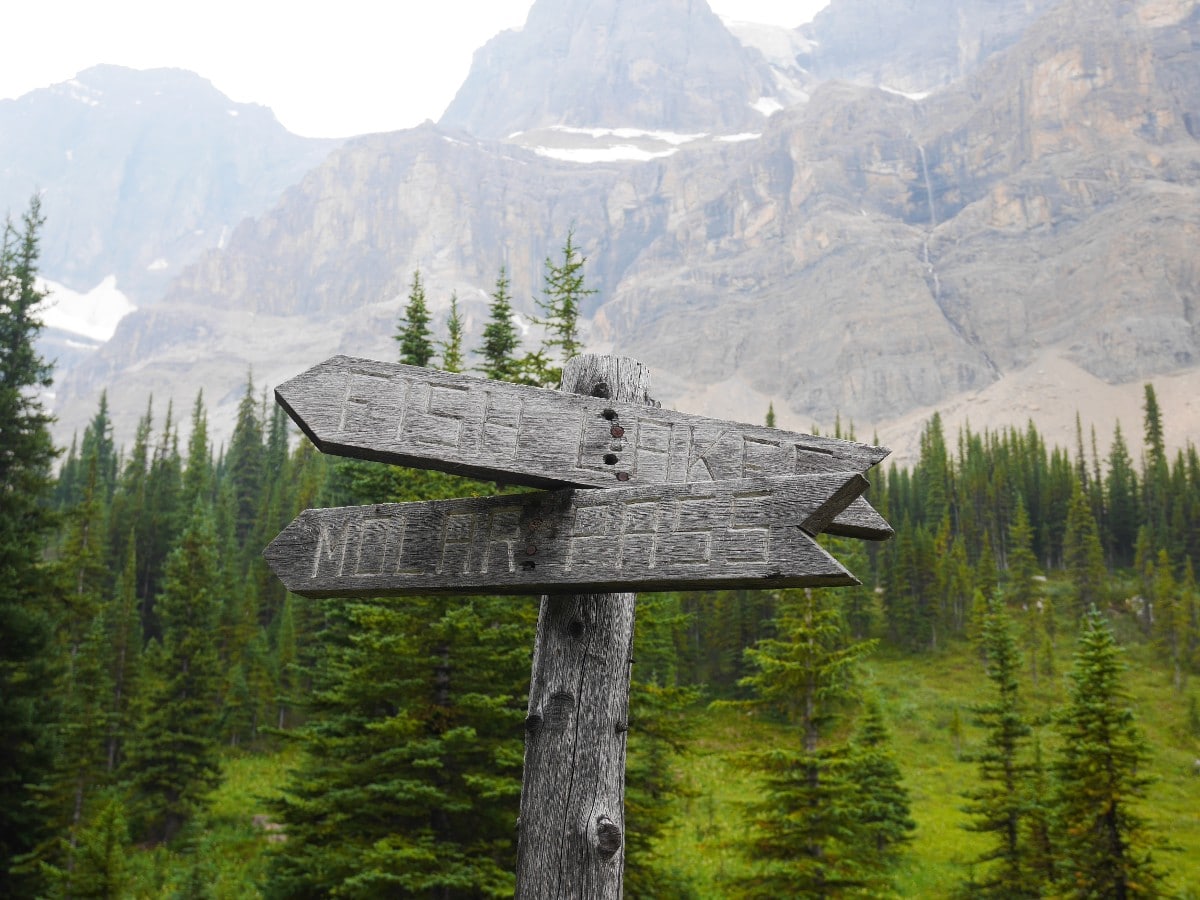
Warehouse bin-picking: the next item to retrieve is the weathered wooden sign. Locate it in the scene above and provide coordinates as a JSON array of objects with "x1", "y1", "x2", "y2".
[
  {"x1": 264, "y1": 472, "x2": 869, "y2": 598},
  {"x1": 275, "y1": 355, "x2": 892, "y2": 539}
]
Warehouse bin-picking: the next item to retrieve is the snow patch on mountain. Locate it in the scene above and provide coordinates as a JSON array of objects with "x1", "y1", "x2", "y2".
[
  {"x1": 543, "y1": 126, "x2": 708, "y2": 144},
  {"x1": 533, "y1": 145, "x2": 679, "y2": 163},
  {"x1": 752, "y1": 97, "x2": 784, "y2": 116},
  {"x1": 512, "y1": 124, "x2": 712, "y2": 164},
  {"x1": 37, "y1": 275, "x2": 136, "y2": 342},
  {"x1": 880, "y1": 85, "x2": 931, "y2": 101},
  {"x1": 53, "y1": 78, "x2": 103, "y2": 107},
  {"x1": 722, "y1": 19, "x2": 817, "y2": 66}
]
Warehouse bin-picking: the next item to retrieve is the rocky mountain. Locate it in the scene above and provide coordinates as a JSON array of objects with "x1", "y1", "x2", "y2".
[
  {"x1": 440, "y1": 0, "x2": 782, "y2": 138},
  {"x1": 47, "y1": 0, "x2": 1200, "y2": 462},
  {"x1": 0, "y1": 65, "x2": 338, "y2": 306},
  {"x1": 800, "y1": 0, "x2": 1063, "y2": 93}
]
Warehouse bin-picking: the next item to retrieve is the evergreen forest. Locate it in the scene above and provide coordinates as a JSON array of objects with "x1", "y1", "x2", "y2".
[{"x1": 3, "y1": 204, "x2": 1200, "y2": 897}]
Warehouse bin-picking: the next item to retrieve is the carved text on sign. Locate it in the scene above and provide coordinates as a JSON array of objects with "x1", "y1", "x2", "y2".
[{"x1": 264, "y1": 473, "x2": 869, "y2": 597}]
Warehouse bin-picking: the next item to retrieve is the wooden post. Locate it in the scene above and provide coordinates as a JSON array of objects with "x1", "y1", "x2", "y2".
[{"x1": 515, "y1": 355, "x2": 651, "y2": 899}]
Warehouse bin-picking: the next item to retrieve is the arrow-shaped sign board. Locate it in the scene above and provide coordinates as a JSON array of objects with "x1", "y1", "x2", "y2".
[
  {"x1": 276, "y1": 356, "x2": 892, "y2": 540},
  {"x1": 264, "y1": 473, "x2": 868, "y2": 598}
]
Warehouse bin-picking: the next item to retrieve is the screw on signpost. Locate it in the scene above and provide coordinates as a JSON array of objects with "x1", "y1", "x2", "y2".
[{"x1": 514, "y1": 354, "x2": 651, "y2": 900}]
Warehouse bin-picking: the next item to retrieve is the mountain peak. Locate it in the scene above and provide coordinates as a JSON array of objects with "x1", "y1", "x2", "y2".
[{"x1": 439, "y1": 0, "x2": 780, "y2": 139}]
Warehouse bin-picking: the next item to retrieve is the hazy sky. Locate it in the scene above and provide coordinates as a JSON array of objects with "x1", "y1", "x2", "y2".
[{"x1": 2, "y1": 0, "x2": 830, "y2": 138}]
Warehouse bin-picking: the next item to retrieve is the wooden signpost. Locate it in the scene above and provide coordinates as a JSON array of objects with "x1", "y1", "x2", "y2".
[{"x1": 264, "y1": 352, "x2": 893, "y2": 899}]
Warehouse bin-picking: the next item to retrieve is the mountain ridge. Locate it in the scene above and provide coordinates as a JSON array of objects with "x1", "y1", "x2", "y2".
[
  {"x1": 440, "y1": 0, "x2": 782, "y2": 137},
  {"x1": 0, "y1": 64, "x2": 339, "y2": 305}
]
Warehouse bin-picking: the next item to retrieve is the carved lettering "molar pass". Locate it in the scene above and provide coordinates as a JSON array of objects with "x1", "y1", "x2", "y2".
[{"x1": 263, "y1": 473, "x2": 869, "y2": 598}]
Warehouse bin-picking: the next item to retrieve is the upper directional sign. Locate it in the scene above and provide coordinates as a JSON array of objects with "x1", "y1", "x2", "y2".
[
  {"x1": 264, "y1": 473, "x2": 869, "y2": 598},
  {"x1": 276, "y1": 356, "x2": 893, "y2": 540}
]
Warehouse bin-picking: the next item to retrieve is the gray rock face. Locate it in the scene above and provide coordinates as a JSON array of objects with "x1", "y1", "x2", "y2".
[
  {"x1": 439, "y1": 0, "x2": 780, "y2": 138},
  {"x1": 801, "y1": 0, "x2": 1062, "y2": 92},
  {"x1": 0, "y1": 65, "x2": 337, "y2": 304},
  {"x1": 602, "y1": 0, "x2": 1200, "y2": 423}
]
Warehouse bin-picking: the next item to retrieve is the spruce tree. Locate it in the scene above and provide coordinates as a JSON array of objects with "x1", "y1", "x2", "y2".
[
  {"x1": 138, "y1": 403, "x2": 184, "y2": 640},
  {"x1": 1052, "y1": 608, "x2": 1165, "y2": 897},
  {"x1": 1063, "y1": 481, "x2": 1107, "y2": 617},
  {"x1": 1106, "y1": 422, "x2": 1139, "y2": 567},
  {"x1": 1024, "y1": 735, "x2": 1057, "y2": 889},
  {"x1": 106, "y1": 542, "x2": 142, "y2": 774},
  {"x1": 733, "y1": 590, "x2": 877, "y2": 896},
  {"x1": 267, "y1": 593, "x2": 535, "y2": 898},
  {"x1": 476, "y1": 266, "x2": 521, "y2": 381},
  {"x1": 43, "y1": 790, "x2": 131, "y2": 899},
  {"x1": 846, "y1": 696, "x2": 915, "y2": 863},
  {"x1": 0, "y1": 198, "x2": 60, "y2": 894},
  {"x1": 181, "y1": 391, "x2": 212, "y2": 504},
  {"x1": 624, "y1": 591, "x2": 700, "y2": 898},
  {"x1": 125, "y1": 498, "x2": 224, "y2": 844},
  {"x1": 1005, "y1": 497, "x2": 1040, "y2": 609},
  {"x1": 224, "y1": 377, "x2": 264, "y2": 544},
  {"x1": 396, "y1": 269, "x2": 434, "y2": 367},
  {"x1": 441, "y1": 291, "x2": 465, "y2": 373},
  {"x1": 1142, "y1": 383, "x2": 1169, "y2": 542},
  {"x1": 961, "y1": 596, "x2": 1040, "y2": 898},
  {"x1": 534, "y1": 229, "x2": 594, "y2": 378},
  {"x1": 38, "y1": 448, "x2": 116, "y2": 883},
  {"x1": 1151, "y1": 548, "x2": 1186, "y2": 691},
  {"x1": 916, "y1": 413, "x2": 951, "y2": 525}
]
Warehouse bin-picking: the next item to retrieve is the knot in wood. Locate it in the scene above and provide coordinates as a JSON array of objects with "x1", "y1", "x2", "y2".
[{"x1": 594, "y1": 815, "x2": 623, "y2": 860}]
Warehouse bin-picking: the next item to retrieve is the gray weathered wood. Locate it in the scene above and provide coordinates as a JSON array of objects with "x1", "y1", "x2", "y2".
[
  {"x1": 515, "y1": 355, "x2": 645, "y2": 899},
  {"x1": 262, "y1": 472, "x2": 868, "y2": 598},
  {"x1": 275, "y1": 354, "x2": 892, "y2": 540}
]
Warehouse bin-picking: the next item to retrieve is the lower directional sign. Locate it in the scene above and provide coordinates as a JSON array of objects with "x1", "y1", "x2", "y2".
[{"x1": 264, "y1": 472, "x2": 870, "y2": 598}]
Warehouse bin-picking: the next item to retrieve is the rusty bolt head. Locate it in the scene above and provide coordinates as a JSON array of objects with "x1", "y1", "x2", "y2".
[
  {"x1": 610, "y1": 425, "x2": 625, "y2": 438},
  {"x1": 616, "y1": 472, "x2": 631, "y2": 482}
]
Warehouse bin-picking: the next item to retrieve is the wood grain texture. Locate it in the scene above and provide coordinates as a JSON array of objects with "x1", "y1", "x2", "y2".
[
  {"x1": 275, "y1": 354, "x2": 892, "y2": 539},
  {"x1": 515, "y1": 355, "x2": 647, "y2": 899},
  {"x1": 263, "y1": 473, "x2": 866, "y2": 598}
]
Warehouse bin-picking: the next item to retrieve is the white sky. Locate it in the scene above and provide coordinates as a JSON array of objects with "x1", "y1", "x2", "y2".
[{"x1": 1, "y1": 0, "x2": 830, "y2": 138}]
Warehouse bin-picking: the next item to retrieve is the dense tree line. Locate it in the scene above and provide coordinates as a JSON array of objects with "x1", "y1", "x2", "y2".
[{"x1": 2, "y1": 202, "x2": 1191, "y2": 896}]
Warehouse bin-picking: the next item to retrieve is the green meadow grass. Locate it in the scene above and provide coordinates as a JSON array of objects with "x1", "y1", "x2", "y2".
[
  {"x1": 123, "y1": 747, "x2": 301, "y2": 898},
  {"x1": 657, "y1": 633, "x2": 1200, "y2": 898}
]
